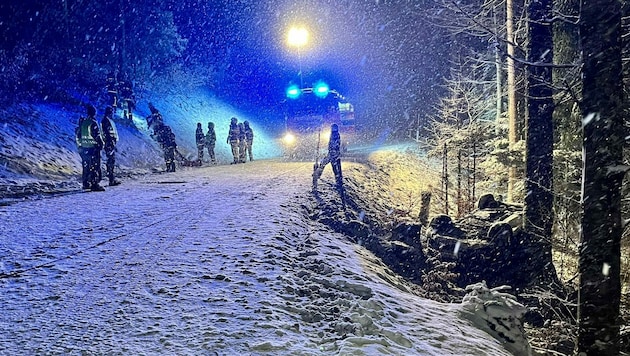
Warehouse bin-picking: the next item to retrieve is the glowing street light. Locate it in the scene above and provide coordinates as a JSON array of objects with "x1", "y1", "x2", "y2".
[
  {"x1": 287, "y1": 27, "x2": 309, "y2": 48},
  {"x1": 287, "y1": 26, "x2": 309, "y2": 88}
]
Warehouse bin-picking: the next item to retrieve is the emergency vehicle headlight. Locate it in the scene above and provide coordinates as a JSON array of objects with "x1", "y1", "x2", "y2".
[{"x1": 283, "y1": 132, "x2": 296, "y2": 145}]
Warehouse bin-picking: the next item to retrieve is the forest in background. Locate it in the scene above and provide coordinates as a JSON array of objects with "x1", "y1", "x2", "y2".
[{"x1": 421, "y1": 0, "x2": 629, "y2": 354}]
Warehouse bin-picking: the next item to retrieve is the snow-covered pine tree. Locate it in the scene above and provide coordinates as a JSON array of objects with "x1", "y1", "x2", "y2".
[{"x1": 428, "y1": 53, "x2": 496, "y2": 218}]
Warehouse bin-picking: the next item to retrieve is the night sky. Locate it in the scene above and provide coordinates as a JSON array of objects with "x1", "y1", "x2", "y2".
[{"x1": 1, "y1": 0, "x2": 450, "y2": 134}]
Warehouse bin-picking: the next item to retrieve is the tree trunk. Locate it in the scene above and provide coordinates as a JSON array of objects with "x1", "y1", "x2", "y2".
[
  {"x1": 506, "y1": 0, "x2": 517, "y2": 202},
  {"x1": 495, "y1": 39, "x2": 502, "y2": 124},
  {"x1": 524, "y1": 0, "x2": 554, "y2": 267},
  {"x1": 553, "y1": 0, "x2": 581, "y2": 150},
  {"x1": 457, "y1": 148, "x2": 462, "y2": 217},
  {"x1": 577, "y1": 0, "x2": 624, "y2": 354},
  {"x1": 442, "y1": 143, "x2": 449, "y2": 215}
]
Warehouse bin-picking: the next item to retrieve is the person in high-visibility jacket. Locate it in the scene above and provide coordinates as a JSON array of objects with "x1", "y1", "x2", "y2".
[
  {"x1": 101, "y1": 106, "x2": 121, "y2": 186},
  {"x1": 227, "y1": 117, "x2": 240, "y2": 164},
  {"x1": 77, "y1": 104, "x2": 105, "y2": 191}
]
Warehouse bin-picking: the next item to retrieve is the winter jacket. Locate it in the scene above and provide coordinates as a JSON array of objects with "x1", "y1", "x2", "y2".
[
  {"x1": 205, "y1": 127, "x2": 216, "y2": 146},
  {"x1": 227, "y1": 123, "x2": 240, "y2": 143},
  {"x1": 101, "y1": 115, "x2": 119, "y2": 145},
  {"x1": 161, "y1": 126, "x2": 177, "y2": 149},
  {"x1": 238, "y1": 124, "x2": 246, "y2": 142},
  {"x1": 328, "y1": 130, "x2": 341, "y2": 160},
  {"x1": 78, "y1": 116, "x2": 104, "y2": 149},
  {"x1": 147, "y1": 112, "x2": 163, "y2": 131},
  {"x1": 244, "y1": 124, "x2": 254, "y2": 144},
  {"x1": 195, "y1": 127, "x2": 205, "y2": 146}
]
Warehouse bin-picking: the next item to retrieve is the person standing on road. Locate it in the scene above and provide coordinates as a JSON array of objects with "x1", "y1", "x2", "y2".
[
  {"x1": 237, "y1": 122, "x2": 246, "y2": 163},
  {"x1": 77, "y1": 104, "x2": 105, "y2": 191},
  {"x1": 195, "y1": 122, "x2": 205, "y2": 164},
  {"x1": 160, "y1": 125, "x2": 177, "y2": 172},
  {"x1": 205, "y1": 122, "x2": 217, "y2": 164},
  {"x1": 227, "y1": 117, "x2": 240, "y2": 164},
  {"x1": 313, "y1": 123, "x2": 344, "y2": 194},
  {"x1": 101, "y1": 106, "x2": 121, "y2": 186},
  {"x1": 243, "y1": 120, "x2": 254, "y2": 162}
]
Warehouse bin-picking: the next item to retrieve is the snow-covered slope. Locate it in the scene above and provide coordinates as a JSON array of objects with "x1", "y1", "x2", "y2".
[{"x1": 0, "y1": 88, "x2": 282, "y2": 194}]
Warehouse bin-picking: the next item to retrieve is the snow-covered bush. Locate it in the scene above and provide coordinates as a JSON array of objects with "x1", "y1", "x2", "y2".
[{"x1": 459, "y1": 281, "x2": 531, "y2": 356}]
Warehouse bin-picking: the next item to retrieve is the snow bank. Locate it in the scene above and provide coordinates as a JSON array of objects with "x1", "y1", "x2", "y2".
[
  {"x1": 460, "y1": 281, "x2": 531, "y2": 356},
  {"x1": 136, "y1": 87, "x2": 282, "y2": 161}
]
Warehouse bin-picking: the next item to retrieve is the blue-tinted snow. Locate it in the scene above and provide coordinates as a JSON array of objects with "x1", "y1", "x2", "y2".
[
  {"x1": 0, "y1": 90, "x2": 516, "y2": 355},
  {"x1": 0, "y1": 161, "x2": 512, "y2": 355}
]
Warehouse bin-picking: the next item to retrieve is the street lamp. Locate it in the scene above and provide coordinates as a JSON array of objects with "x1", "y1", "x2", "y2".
[{"x1": 287, "y1": 26, "x2": 309, "y2": 88}]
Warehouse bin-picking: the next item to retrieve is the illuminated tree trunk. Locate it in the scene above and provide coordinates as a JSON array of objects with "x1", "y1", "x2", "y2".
[
  {"x1": 495, "y1": 40, "x2": 502, "y2": 124},
  {"x1": 442, "y1": 143, "x2": 449, "y2": 215},
  {"x1": 506, "y1": 0, "x2": 517, "y2": 202},
  {"x1": 577, "y1": 0, "x2": 624, "y2": 354}
]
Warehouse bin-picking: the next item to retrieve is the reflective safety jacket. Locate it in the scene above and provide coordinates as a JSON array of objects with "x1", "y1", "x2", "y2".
[
  {"x1": 101, "y1": 116, "x2": 119, "y2": 144},
  {"x1": 227, "y1": 123, "x2": 240, "y2": 143},
  {"x1": 79, "y1": 116, "x2": 103, "y2": 149}
]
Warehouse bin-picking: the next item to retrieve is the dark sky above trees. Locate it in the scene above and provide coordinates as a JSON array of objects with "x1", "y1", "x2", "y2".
[{"x1": 0, "y1": 0, "x2": 450, "y2": 132}]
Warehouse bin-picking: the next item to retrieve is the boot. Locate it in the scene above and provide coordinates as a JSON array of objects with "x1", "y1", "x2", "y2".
[{"x1": 90, "y1": 184, "x2": 105, "y2": 192}]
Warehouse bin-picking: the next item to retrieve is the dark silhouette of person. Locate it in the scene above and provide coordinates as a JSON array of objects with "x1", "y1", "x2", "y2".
[
  {"x1": 119, "y1": 78, "x2": 135, "y2": 122},
  {"x1": 227, "y1": 117, "x2": 240, "y2": 164},
  {"x1": 77, "y1": 104, "x2": 105, "y2": 191},
  {"x1": 101, "y1": 106, "x2": 121, "y2": 186},
  {"x1": 313, "y1": 123, "x2": 344, "y2": 194},
  {"x1": 205, "y1": 122, "x2": 217, "y2": 164},
  {"x1": 195, "y1": 122, "x2": 205, "y2": 163},
  {"x1": 106, "y1": 72, "x2": 118, "y2": 109},
  {"x1": 146, "y1": 102, "x2": 164, "y2": 137},
  {"x1": 159, "y1": 125, "x2": 177, "y2": 172},
  {"x1": 243, "y1": 120, "x2": 254, "y2": 161},
  {"x1": 237, "y1": 122, "x2": 246, "y2": 163}
]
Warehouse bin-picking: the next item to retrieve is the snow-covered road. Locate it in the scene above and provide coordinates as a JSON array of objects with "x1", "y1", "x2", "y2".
[{"x1": 0, "y1": 160, "x2": 511, "y2": 355}]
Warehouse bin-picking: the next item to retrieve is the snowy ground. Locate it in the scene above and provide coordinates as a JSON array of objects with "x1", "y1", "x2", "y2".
[{"x1": 0, "y1": 159, "x2": 513, "y2": 355}]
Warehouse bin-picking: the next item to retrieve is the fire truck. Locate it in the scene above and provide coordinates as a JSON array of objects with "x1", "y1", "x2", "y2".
[{"x1": 281, "y1": 81, "x2": 356, "y2": 160}]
